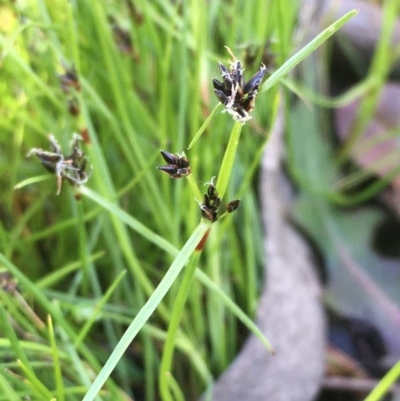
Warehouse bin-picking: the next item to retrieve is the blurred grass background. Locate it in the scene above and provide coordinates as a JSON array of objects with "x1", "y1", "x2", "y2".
[{"x1": 1, "y1": 0, "x2": 395, "y2": 401}]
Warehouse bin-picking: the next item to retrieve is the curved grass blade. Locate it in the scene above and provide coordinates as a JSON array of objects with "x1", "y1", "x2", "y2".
[
  {"x1": 82, "y1": 222, "x2": 210, "y2": 401},
  {"x1": 364, "y1": 360, "x2": 400, "y2": 401},
  {"x1": 215, "y1": 122, "x2": 243, "y2": 198},
  {"x1": 187, "y1": 103, "x2": 221, "y2": 149},
  {"x1": 14, "y1": 175, "x2": 51, "y2": 190},
  {"x1": 195, "y1": 269, "x2": 273, "y2": 353},
  {"x1": 80, "y1": 186, "x2": 178, "y2": 257},
  {"x1": 261, "y1": 9, "x2": 359, "y2": 94},
  {"x1": 47, "y1": 315, "x2": 64, "y2": 401}
]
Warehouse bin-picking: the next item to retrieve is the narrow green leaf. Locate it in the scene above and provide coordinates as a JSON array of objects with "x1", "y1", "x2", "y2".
[
  {"x1": 82, "y1": 222, "x2": 209, "y2": 401},
  {"x1": 215, "y1": 122, "x2": 243, "y2": 198},
  {"x1": 17, "y1": 359, "x2": 53, "y2": 400},
  {"x1": 364, "y1": 360, "x2": 400, "y2": 401},
  {"x1": 159, "y1": 252, "x2": 201, "y2": 401},
  {"x1": 74, "y1": 270, "x2": 127, "y2": 348},
  {"x1": 80, "y1": 186, "x2": 178, "y2": 257},
  {"x1": 47, "y1": 315, "x2": 65, "y2": 401},
  {"x1": 14, "y1": 175, "x2": 51, "y2": 190},
  {"x1": 187, "y1": 103, "x2": 221, "y2": 149},
  {"x1": 261, "y1": 9, "x2": 359, "y2": 93},
  {"x1": 195, "y1": 269, "x2": 273, "y2": 353},
  {"x1": 0, "y1": 370, "x2": 21, "y2": 400}
]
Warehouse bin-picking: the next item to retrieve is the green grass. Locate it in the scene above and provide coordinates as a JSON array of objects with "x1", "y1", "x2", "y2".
[{"x1": 2, "y1": 1, "x2": 397, "y2": 401}]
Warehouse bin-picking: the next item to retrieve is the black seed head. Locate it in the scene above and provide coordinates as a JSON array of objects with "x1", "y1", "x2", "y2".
[
  {"x1": 176, "y1": 156, "x2": 190, "y2": 169},
  {"x1": 226, "y1": 199, "x2": 241, "y2": 213},
  {"x1": 160, "y1": 150, "x2": 179, "y2": 165},
  {"x1": 200, "y1": 204, "x2": 218, "y2": 222},
  {"x1": 214, "y1": 89, "x2": 230, "y2": 105},
  {"x1": 243, "y1": 63, "x2": 266, "y2": 95}
]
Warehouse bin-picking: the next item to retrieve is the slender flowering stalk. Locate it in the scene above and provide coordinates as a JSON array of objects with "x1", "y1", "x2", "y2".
[
  {"x1": 187, "y1": 103, "x2": 221, "y2": 149},
  {"x1": 215, "y1": 121, "x2": 243, "y2": 198}
]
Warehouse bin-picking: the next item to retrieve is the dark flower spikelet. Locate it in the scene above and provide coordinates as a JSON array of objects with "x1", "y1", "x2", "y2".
[
  {"x1": 197, "y1": 178, "x2": 240, "y2": 222},
  {"x1": 27, "y1": 133, "x2": 91, "y2": 194},
  {"x1": 157, "y1": 150, "x2": 191, "y2": 178},
  {"x1": 197, "y1": 177, "x2": 221, "y2": 222},
  {"x1": 226, "y1": 199, "x2": 241, "y2": 213},
  {"x1": 213, "y1": 47, "x2": 266, "y2": 123}
]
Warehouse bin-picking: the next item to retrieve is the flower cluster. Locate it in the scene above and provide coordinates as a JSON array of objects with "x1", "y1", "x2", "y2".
[
  {"x1": 213, "y1": 52, "x2": 266, "y2": 123},
  {"x1": 198, "y1": 177, "x2": 221, "y2": 222},
  {"x1": 157, "y1": 48, "x2": 256, "y2": 229},
  {"x1": 197, "y1": 177, "x2": 241, "y2": 223},
  {"x1": 27, "y1": 133, "x2": 90, "y2": 194},
  {"x1": 157, "y1": 150, "x2": 191, "y2": 178}
]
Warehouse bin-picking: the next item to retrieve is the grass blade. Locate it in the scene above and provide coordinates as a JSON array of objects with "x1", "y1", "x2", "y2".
[
  {"x1": 82, "y1": 222, "x2": 210, "y2": 401},
  {"x1": 261, "y1": 9, "x2": 359, "y2": 94}
]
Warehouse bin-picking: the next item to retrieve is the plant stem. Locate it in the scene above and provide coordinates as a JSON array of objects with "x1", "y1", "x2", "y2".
[
  {"x1": 186, "y1": 173, "x2": 203, "y2": 202},
  {"x1": 82, "y1": 222, "x2": 209, "y2": 401},
  {"x1": 187, "y1": 103, "x2": 221, "y2": 149},
  {"x1": 159, "y1": 251, "x2": 201, "y2": 401},
  {"x1": 216, "y1": 122, "x2": 243, "y2": 198}
]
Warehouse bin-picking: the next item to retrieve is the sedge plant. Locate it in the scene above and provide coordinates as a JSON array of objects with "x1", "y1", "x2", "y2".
[{"x1": 0, "y1": 1, "x2": 364, "y2": 401}]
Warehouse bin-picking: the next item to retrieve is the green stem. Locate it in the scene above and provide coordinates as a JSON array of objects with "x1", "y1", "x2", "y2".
[
  {"x1": 159, "y1": 252, "x2": 201, "y2": 401},
  {"x1": 364, "y1": 359, "x2": 400, "y2": 401},
  {"x1": 261, "y1": 9, "x2": 358, "y2": 94},
  {"x1": 186, "y1": 174, "x2": 203, "y2": 202},
  {"x1": 187, "y1": 103, "x2": 221, "y2": 149},
  {"x1": 82, "y1": 222, "x2": 209, "y2": 401},
  {"x1": 216, "y1": 122, "x2": 243, "y2": 198}
]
